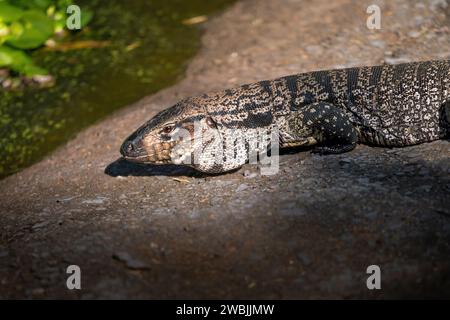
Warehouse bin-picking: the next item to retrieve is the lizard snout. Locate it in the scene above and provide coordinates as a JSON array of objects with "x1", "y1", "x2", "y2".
[{"x1": 120, "y1": 138, "x2": 146, "y2": 159}]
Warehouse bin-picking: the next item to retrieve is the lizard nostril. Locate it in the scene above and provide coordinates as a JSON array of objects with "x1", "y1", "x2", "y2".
[
  {"x1": 127, "y1": 142, "x2": 134, "y2": 152},
  {"x1": 121, "y1": 141, "x2": 137, "y2": 156}
]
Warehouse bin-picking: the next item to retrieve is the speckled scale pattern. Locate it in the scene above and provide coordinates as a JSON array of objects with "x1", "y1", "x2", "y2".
[
  {"x1": 123, "y1": 60, "x2": 450, "y2": 173},
  {"x1": 195, "y1": 59, "x2": 450, "y2": 149}
]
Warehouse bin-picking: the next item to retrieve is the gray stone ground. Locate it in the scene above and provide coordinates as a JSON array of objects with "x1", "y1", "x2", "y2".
[{"x1": 0, "y1": 0, "x2": 449, "y2": 299}]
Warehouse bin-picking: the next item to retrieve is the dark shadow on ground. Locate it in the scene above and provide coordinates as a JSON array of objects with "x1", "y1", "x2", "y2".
[
  {"x1": 104, "y1": 158, "x2": 238, "y2": 177},
  {"x1": 105, "y1": 147, "x2": 314, "y2": 178},
  {"x1": 105, "y1": 158, "x2": 202, "y2": 177},
  {"x1": 279, "y1": 145, "x2": 314, "y2": 155}
]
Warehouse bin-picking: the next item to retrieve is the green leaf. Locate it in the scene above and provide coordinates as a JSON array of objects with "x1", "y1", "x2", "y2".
[
  {"x1": 0, "y1": 45, "x2": 47, "y2": 75},
  {"x1": 7, "y1": 0, "x2": 52, "y2": 10},
  {"x1": 80, "y1": 9, "x2": 93, "y2": 27},
  {"x1": 20, "y1": 61, "x2": 48, "y2": 76},
  {"x1": 57, "y1": 0, "x2": 73, "y2": 10},
  {"x1": 0, "y1": 46, "x2": 16, "y2": 66},
  {"x1": 6, "y1": 10, "x2": 54, "y2": 49},
  {"x1": 0, "y1": 3, "x2": 24, "y2": 23},
  {"x1": 0, "y1": 21, "x2": 10, "y2": 41},
  {"x1": 32, "y1": 0, "x2": 52, "y2": 9}
]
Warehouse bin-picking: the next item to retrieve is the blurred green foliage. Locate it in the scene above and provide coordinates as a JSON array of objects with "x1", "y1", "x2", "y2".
[
  {"x1": 0, "y1": 0, "x2": 92, "y2": 76},
  {"x1": 0, "y1": 0, "x2": 234, "y2": 179}
]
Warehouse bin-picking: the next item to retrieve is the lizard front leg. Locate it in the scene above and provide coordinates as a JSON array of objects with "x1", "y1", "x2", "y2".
[{"x1": 300, "y1": 102, "x2": 358, "y2": 155}]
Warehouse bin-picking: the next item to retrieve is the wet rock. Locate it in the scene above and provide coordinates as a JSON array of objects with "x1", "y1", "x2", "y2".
[
  {"x1": 305, "y1": 45, "x2": 323, "y2": 55},
  {"x1": 112, "y1": 252, "x2": 150, "y2": 270},
  {"x1": 243, "y1": 170, "x2": 258, "y2": 179},
  {"x1": 297, "y1": 253, "x2": 312, "y2": 266},
  {"x1": 82, "y1": 196, "x2": 108, "y2": 204},
  {"x1": 417, "y1": 185, "x2": 432, "y2": 193},
  {"x1": 384, "y1": 55, "x2": 412, "y2": 64},
  {"x1": 369, "y1": 39, "x2": 385, "y2": 48},
  {"x1": 30, "y1": 288, "x2": 45, "y2": 296},
  {"x1": 236, "y1": 184, "x2": 249, "y2": 192},
  {"x1": 339, "y1": 158, "x2": 352, "y2": 165},
  {"x1": 407, "y1": 30, "x2": 421, "y2": 38},
  {"x1": 430, "y1": 0, "x2": 448, "y2": 11},
  {"x1": 31, "y1": 75, "x2": 55, "y2": 88},
  {"x1": 0, "y1": 248, "x2": 8, "y2": 258},
  {"x1": 32, "y1": 221, "x2": 50, "y2": 230}
]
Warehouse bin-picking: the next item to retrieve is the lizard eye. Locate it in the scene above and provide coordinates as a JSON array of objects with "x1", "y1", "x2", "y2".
[
  {"x1": 161, "y1": 125, "x2": 175, "y2": 135},
  {"x1": 206, "y1": 116, "x2": 217, "y2": 128}
]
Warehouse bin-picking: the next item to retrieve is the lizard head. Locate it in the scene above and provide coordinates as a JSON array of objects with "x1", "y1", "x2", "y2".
[
  {"x1": 120, "y1": 97, "x2": 226, "y2": 173},
  {"x1": 121, "y1": 85, "x2": 275, "y2": 173}
]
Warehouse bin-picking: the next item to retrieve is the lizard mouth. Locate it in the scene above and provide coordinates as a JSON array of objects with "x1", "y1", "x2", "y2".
[
  {"x1": 121, "y1": 140, "x2": 179, "y2": 165},
  {"x1": 122, "y1": 153, "x2": 172, "y2": 165}
]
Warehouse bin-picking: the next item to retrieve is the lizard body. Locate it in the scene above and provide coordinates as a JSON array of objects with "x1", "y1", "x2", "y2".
[{"x1": 121, "y1": 60, "x2": 450, "y2": 173}]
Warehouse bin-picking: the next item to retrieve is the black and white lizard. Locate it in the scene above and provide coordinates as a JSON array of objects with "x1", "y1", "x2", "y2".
[{"x1": 121, "y1": 60, "x2": 450, "y2": 173}]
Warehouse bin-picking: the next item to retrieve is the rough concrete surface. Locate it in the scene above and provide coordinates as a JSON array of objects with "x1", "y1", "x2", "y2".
[{"x1": 1, "y1": 0, "x2": 450, "y2": 299}]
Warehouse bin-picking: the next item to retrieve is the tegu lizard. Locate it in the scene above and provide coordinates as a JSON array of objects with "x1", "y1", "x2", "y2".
[{"x1": 121, "y1": 60, "x2": 450, "y2": 173}]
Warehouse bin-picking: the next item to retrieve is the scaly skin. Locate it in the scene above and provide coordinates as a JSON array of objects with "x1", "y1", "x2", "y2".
[{"x1": 121, "y1": 60, "x2": 450, "y2": 173}]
